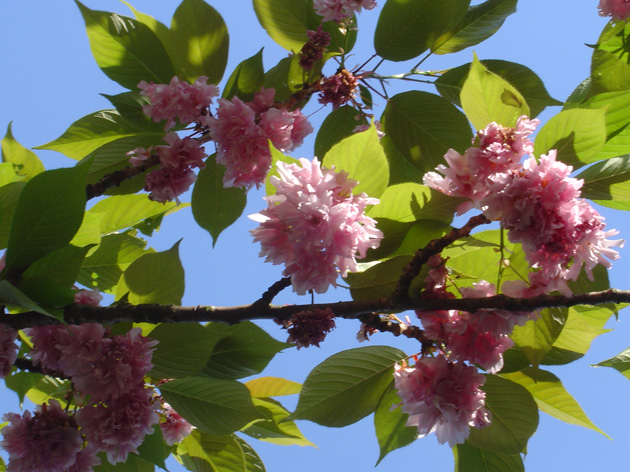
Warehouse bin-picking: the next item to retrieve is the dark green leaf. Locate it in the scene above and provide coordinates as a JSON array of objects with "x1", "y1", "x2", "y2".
[
  {"x1": 101, "y1": 92, "x2": 163, "y2": 131},
  {"x1": 170, "y1": 0, "x2": 229, "y2": 84},
  {"x1": 136, "y1": 425, "x2": 169, "y2": 470},
  {"x1": 578, "y1": 154, "x2": 630, "y2": 203},
  {"x1": 467, "y1": 375, "x2": 538, "y2": 454},
  {"x1": 161, "y1": 378, "x2": 262, "y2": 436},
  {"x1": 433, "y1": 0, "x2": 517, "y2": 55},
  {"x1": 242, "y1": 397, "x2": 314, "y2": 446},
  {"x1": 590, "y1": 21, "x2": 630, "y2": 96},
  {"x1": 374, "y1": 382, "x2": 417, "y2": 465},
  {"x1": 223, "y1": 49, "x2": 265, "y2": 101},
  {"x1": 192, "y1": 157, "x2": 247, "y2": 246},
  {"x1": 5, "y1": 165, "x2": 87, "y2": 271},
  {"x1": 149, "y1": 323, "x2": 218, "y2": 379},
  {"x1": 0, "y1": 281, "x2": 55, "y2": 318},
  {"x1": 201, "y1": 322, "x2": 290, "y2": 380},
  {"x1": 374, "y1": 0, "x2": 463, "y2": 61},
  {"x1": 314, "y1": 106, "x2": 366, "y2": 159},
  {"x1": 583, "y1": 91, "x2": 630, "y2": 160},
  {"x1": 0, "y1": 182, "x2": 25, "y2": 249},
  {"x1": 381, "y1": 91, "x2": 472, "y2": 175},
  {"x1": 76, "y1": 1, "x2": 175, "y2": 89},
  {"x1": 453, "y1": 442, "x2": 524, "y2": 472},
  {"x1": 289, "y1": 346, "x2": 407, "y2": 427}
]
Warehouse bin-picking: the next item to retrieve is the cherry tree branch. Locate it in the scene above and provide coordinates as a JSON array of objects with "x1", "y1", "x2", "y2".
[{"x1": 2, "y1": 288, "x2": 628, "y2": 331}]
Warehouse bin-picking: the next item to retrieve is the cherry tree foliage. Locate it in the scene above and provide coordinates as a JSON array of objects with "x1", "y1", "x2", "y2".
[{"x1": 1, "y1": 0, "x2": 630, "y2": 470}]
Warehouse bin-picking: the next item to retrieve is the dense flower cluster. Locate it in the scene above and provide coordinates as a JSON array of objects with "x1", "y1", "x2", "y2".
[
  {"x1": 598, "y1": 0, "x2": 630, "y2": 21},
  {"x1": 394, "y1": 355, "x2": 490, "y2": 446},
  {"x1": 250, "y1": 157, "x2": 383, "y2": 294},
  {"x1": 139, "y1": 76, "x2": 218, "y2": 131},
  {"x1": 299, "y1": 26, "x2": 331, "y2": 70},
  {"x1": 318, "y1": 69, "x2": 359, "y2": 109},
  {"x1": 14, "y1": 323, "x2": 159, "y2": 468},
  {"x1": 313, "y1": 0, "x2": 377, "y2": 22},
  {"x1": 424, "y1": 117, "x2": 623, "y2": 295},
  {"x1": 205, "y1": 88, "x2": 312, "y2": 188},
  {"x1": 277, "y1": 308, "x2": 336, "y2": 348},
  {"x1": 0, "y1": 324, "x2": 18, "y2": 379}
]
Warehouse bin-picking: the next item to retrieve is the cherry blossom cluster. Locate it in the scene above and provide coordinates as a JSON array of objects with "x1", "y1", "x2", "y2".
[
  {"x1": 276, "y1": 308, "x2": 336, "y2": 348},
  {"x1": 424, "y1": 116, "x2": 623, "y2": 296},
  {"x1": 205, "y1": 88, "x2": 312, "y2": 188},
  {"x1": 394, "y1": 355, "x2": 490, "y2": 447},
  {"x1": 299, "y1": 26, "x2": 331, "y2": 70},
  {"x1": 313, "y1": 0, "x2": 377, "y2": 22},
  {"x1": 250, "y1": 157, "x2": 383, "y2": 294},
  {"x1": 598, "y1": 0, "x2": 630, "y2": 21}
]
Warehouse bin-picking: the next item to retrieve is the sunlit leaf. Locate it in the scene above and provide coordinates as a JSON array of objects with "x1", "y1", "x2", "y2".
[
  {"x1": 374, "y1": 382, "x2": 417, "y2": 465},
  {"x1": 1, "y1": 123, "x2": 44, "y2": 181}
]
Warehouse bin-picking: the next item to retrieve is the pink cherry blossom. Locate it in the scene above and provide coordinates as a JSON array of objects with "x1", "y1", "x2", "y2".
[
  {"x1": 598, "y1": 0, "x2": 630, "y2": 21},
  {"x1": 139, "y1": 76, "x2": 219, "y2": 130},
  {"x1": 313, "y1": 0, "x2": 377, "y2": 22},
  {"x1": 0, "y1": 324, "x2": 18, "y2": 378},
  {"x1": 394, "y1": 355, "x2": 490, "y2": 447},
  {"x1": 160, "y1": 404, "x2": 193, "y2": 446},
  {"x1": 76, "y1": 386, "x2": 159, "y2": 464},
  {"x1": 250, "y1": 157, "x2": 383, "y2": 294},
  {"x1": 1, "y1": 400, "x2": 83, "y2": 472},
  {"x1": 74, "y1": 288, "x2": 102, "y2": 306}
]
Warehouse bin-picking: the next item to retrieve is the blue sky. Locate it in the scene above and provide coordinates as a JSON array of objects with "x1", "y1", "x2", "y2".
[{"x1": 1, "y1": 1, "x2": 630, "y2": 471}]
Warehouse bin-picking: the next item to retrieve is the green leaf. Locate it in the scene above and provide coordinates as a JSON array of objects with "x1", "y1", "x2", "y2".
[
  {"x1": 69, "y1": 211, "x2": 103, "y2": 248},
  {"x1": 78, "y1": 232, "x2": 152, "y2": 293},
  {"x1": 323, "y1": 125, "x2": 389, "y2": 198},
  {"x1": 242, "y1": 397, "x2": 314, "y2": 446},
  {"x1": 596, "y1": 346, "x2": 630, "y2": 380},
  {"x1": 4, "y1": 371, "x2": 43, "y2": 406},
  {"x1": 381, "y1": 91, "x2": 473, "y2": 175},
  {"x1": 176, "y1": 431, "x2": 266, "y2": 472},
  {"x1": 533, "y1": 108, "x2": 606, "y2": 170},
  {"x1": 590, "y1": 22, "x2": 630, "y2": 96},
  {"x1": 374, "y1": 0, "x2": 464, "y2": 61},
  {"x1": 118, "y1": 240, "x2": 184, "y2": 305},
  {"x1": 501, "y1": 368, "x2": 608, "y2": 438},
  {"x1": 461, "y1": 54, "x2": 529, "y2": 130},
  {"x1": 253, "y1": 0, "x2": 355, "y2": 54},
  {"x1": 467, "y1": 375, "x2": 538, "y2": 454},
  {"x1": 94, "y1": 452, "x2": 154, "y2": 472},
  {"x1": 510, "y1": 308, "x2": 568, "y2": 368},
  {"x1": 346, "y1": 255, "x2": 412, "y2": 301},
  {"x1": 37, "y1": 110, "x2": 144, "y2": 160},
  {"x1": 22, "y1": 245, "x2": 92, "y2": 290},
  {"x1": 88, "y1": 194, "x2": 180, "y2": 235},
  {"x1": 453, "y1": 442, "x2": 524, "y2": 472},
  {"x1": 223, "y1": 49, "x2": 265, "y2": 101},
  {"x1": 26, "y1": 376, "x2": 72, "y2": 407},
  {"x1": 160, "y1": 378, "x2": 262, "y2": 436},
  {"x1": 192, "y1": 157, "x2": 247, "y2": 246},
  {"x1": 374, "y1": 381, "x2": 418, "y2": 465},
  {"x1": 170, "y1": 0, "x2": 229, "y2": 84},
  {"x1": 583, "y1": 91, "x2": 630, "y2": 160},
  {"x1": 245, "y1": 377, "x2": 302, "y2": 397},
  {"x1": 578, "y1": 155, "x2": 630, "y2": 203},
  {"x1": 433, "y1": 0, "x2": 517, "y2": 55},
  {"x1": 201, "y1": 322, "x2": 290, "y2": 380},
  {"x1": 0, "y1": 182, "x2": 25, "y2": 249},
  {"x1": 5, "y1": 165, "x2": 87, "y2": 271},
  {"x1": 136, "y1": 425, "x2": 169, "y2": 470},
  {"x1": 435, "y1": 59, "x2": 561, "y2": 118},
  {"x1": 367, "y1": 183, "x2": 454, "y2": 223},
  {"x1": 101, "y1": 91, "x2": 162, "y2": 131},
  {"x1": 1, "y1": 123, "x2": 44, "y2": 181},
  {"x1": 314, "y1": 106, "x2": 367, "y2": 159},
  {"x1": 149, "y1": 323, "x2": 217, "y2": 379},
  {"x1": 76, "y1": 1, "x2": 175, "y2": 90},
  {"x1": 289, "y1": 346, "x2": 407, "y2": 427},
  {"x1": 0, "y1": 280, "x2": 55, "y2": 318}
]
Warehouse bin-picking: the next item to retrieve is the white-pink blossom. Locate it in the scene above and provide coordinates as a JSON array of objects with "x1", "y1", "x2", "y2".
[
  {"x1": 313, "y1": 0, "x2": 377, "y2": 22},
  {"x1": 74, "y1": 288, "x2": 103, "y2": 306},
  {"x1": 599, "y1": 0, "x2": 630, "y2": 21},
  {"x1": 250, "y1": 157, "x2": 382, "y2": 294},
  {"x1": 394, "y1": 355, "x2": 490, "y2": 447},
  {"x1": 160, "y1": 404, "x2": 193, "y2": 446}
]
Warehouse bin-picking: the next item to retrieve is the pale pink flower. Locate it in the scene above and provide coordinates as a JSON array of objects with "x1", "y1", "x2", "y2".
[
  {"x1": 248, "y1": 87, "x2": 276, "y2": 114},
  {"x1": 139, "y1": 76, "x2": 218, "y2": 130},
  {"x1": 160, "y1": 404, "x2": 193, "y2": 446},
  {"x1": 250, "y1": 157, "x2": 383, "y2": 294},
  {"x1": 26, "y1": 324, "x2": 73, "y2": 372},
  {"x1": 1, "y1": 400, "x2": 83, "y2": 472},
  {"x1": 74, "y1": 288, "x2": 102, "y2": 306},
  {"x1": 353, "y1": 121, "x2": 385, "y2": 139},
  {"x1": 76, "y1": 386, "x2": 159, "y2": 464},
  {"x1": 394, "y1": 356, "x2": 490, "y2": 447},
  {"x1": 314, "y1": 0, "x2": 377, "y2": 22},
  {"x1": 126, "y1": 146, "x2": 153, "y2": 167},
  {"x1": 145, "y1": 167, "x2": 197, "y2": 204},
  {"x1": 0, "y1": 324, "x2": 18, "y2": 378},
  {"x1": 599, "y1": 0, "x2": 630, "y2": 21},
  {"x1": 66, "y1": 447, "x2": 101, "y2": 472},
  {"x1": 259, "y1": 108, "x2": 313, "y2": 152}
]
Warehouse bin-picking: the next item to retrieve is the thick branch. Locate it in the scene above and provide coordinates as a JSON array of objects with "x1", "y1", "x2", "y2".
[{"x1": 2, "y1": 289, "x2": 628, "y2": 330}]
